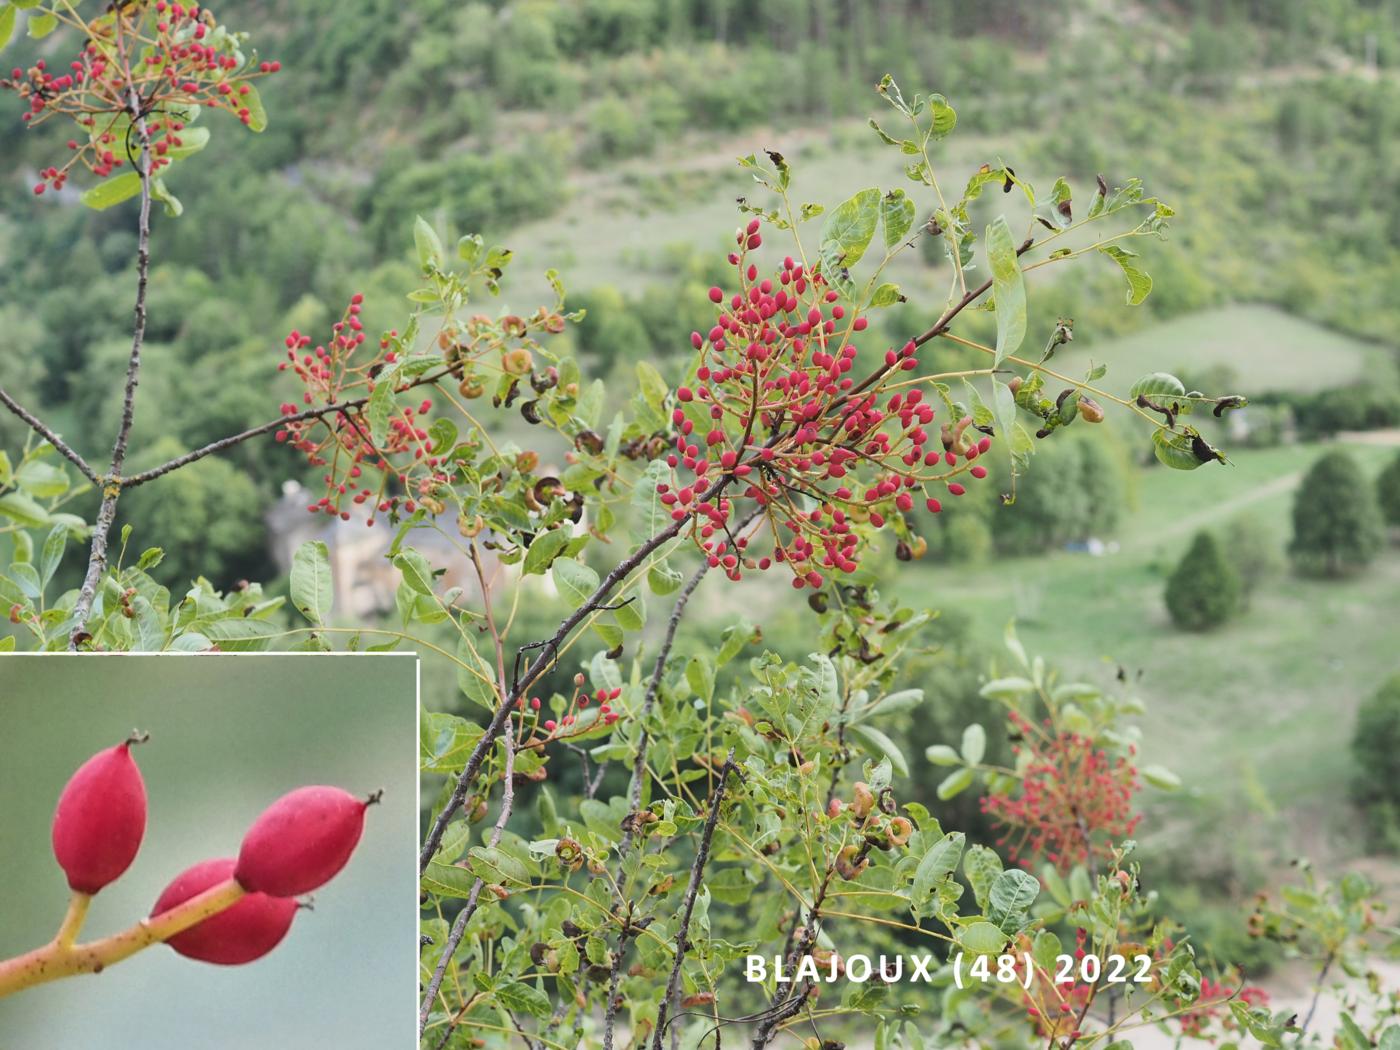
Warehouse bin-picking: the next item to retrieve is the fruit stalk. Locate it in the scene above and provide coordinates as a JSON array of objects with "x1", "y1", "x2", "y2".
[{"x1": 0, "y1": 878, "x2": 246, "y2": 998}]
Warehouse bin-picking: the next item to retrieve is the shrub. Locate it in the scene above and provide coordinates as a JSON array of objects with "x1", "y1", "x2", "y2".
[
  {"x1": 1165, "y1": 530, "x2": 1241, "y2": 630},
  {"x1": 1351, "y1": 675, "x2": 1400, "y2": 851},
  {"x1": 1377, "y1": 449, "x2": 1400, "y2": 529},
  {"x1": 1289, "y1": 449, "x2": 1385, "y2": 576}
]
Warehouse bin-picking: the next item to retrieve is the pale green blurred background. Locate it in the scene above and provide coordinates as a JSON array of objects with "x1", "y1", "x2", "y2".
[{"x1": 0, "y1": 654, "x2": 418, "y2": 1050}]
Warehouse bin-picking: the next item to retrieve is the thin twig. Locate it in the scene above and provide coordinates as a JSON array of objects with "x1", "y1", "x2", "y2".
[
  {"x1": 0, "y1": 389, "x2": 98, "y2": 485},
  {"x1": 419, "y1": 717, "x2": 517, "y2": 1039},
  {"x1": 418, "y1": 484, "x2": 732, "y2": 873},
  {"x1": 69, "y1": 34, "x2": 151, "y2": 650},
  {"x1": 651, "y1": 751, "x2": 738, "y2": 1050},
  {"x1": 621, "y1": 558, "x2": 713, "y2": 854},
  {"x1": 118, "y1": 369, "x2": 449, "y2": 488},
  {"x1": 1297, "y1": 950, "x2": 1335, "y2": 1040}
]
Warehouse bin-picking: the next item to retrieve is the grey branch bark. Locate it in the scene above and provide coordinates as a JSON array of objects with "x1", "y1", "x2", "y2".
[
  {"x1": 420, "y1": 717, "x2": 517, "y2": 1041},
  {"x1": 417, "y1": 479, "x2": 735, "y2": 873},
  {"x1": 69, "y1": 65, "x2": 152, "y2": 650},
  {"x1": 650, "y1": 750, "x2": 738, "y2": 1050},
  {"x1": 0, "y1": 389, "x2": 99, "y2": 485}
]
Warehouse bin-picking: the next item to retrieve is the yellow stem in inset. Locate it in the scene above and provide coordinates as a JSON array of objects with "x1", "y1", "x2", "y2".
[
  {"x1": 0, "y1": 878, "x2": 246, "y2": 998},
  {"x1": 53, "y1": 891, "x2": 91, "y2": 950}
]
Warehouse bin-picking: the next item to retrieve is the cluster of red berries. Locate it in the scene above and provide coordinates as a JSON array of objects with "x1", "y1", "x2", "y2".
[
  {"x1": 517, "y1": 673, "x2": 623, "y2": 744},
  {"x1": 1176, "y1": 976, "x2": 1269, "y2": 1037},
  {"x1": 274, "y1": 296, "x2": 453, "y2": 523},
  {"x1": 1021, "y1": 927, "x2": 1095, "y2": 1041},
  {"x1": 657, "y1": 217, "x2": 993, "y2": 589},
  {"x1": 273, "y1": 295, "x2": 573, "y2": 524},
  {"x1": 982, "y1": 711, "x2": 1142, "y2": 873},
  {"x1": 46, "y1": 736, "x2": 372, "y2": 967},
  {"x1": 2, "y1": 1, "x2": 278, "y2": 195}
]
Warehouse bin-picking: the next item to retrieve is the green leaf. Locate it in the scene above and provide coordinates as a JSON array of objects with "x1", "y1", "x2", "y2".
[
  {"x1": 414, "y1": 215, "x2": 444, "y2": 271},
  {"x1": 911, "y1": 831, "x2": 965, "y2": 908},
  {"x1": 1377, "y1": 1026, "x2": 1399, "y2": 1050},
  {"x1": 867, "y1": 282, "x2": 904, "y2": 309},
  {"x1": 986, "y1": 216, "x2": 1026, "y2": 364},
  {"x1": 420, "y1": 860, "x2": 480, "y2": 899},
  {"x1": 366, "y1": 377, "x2": 394, "y2": 447},
  {"x1": 551, "y1": 558, "x2": 598, "y2": 607},
  {"x1": 635, "y1": 360, "x2": 668, "y2": 409},
  {"x1": 1100, "y1": 245, "x2": 1152, "y2": 305},
  {"x1": 1152, "y1": 429, "x2": 1204, "y2": 471},
  {"x1": 924, "y1": 744, "x2": 961, "y2": 766},
  {"x1": 1141, "y1": 764, "x2": 1182, "y2": 790},
  {"x1": 16, "y1": 458, "x2": 68, "y2": 498},
  {"x1": 846, "y1": 723, "x2": 908, "y2": 778},
  {"x1": 960, "y1": 723, "x2": 986, "y2": 766},
  {"x1": 0, "y1": 491, "x2": 49, "y2": 527},
  {"x1": 987, "y1": 868, "x2": 1040, "y2": 929},
  {"x1": 163, "y1": 126, "x2": 210, "y2": 161},
  {"x1": 1032, "y1": 929, "x2": 1062, "y2": 972},
  {"x1": 686, "y1": 651, "x2": 715, "y2": 703},
  {"x1": 0, "y1": 5, "x2": 17, "y2": 51},
  {"x1": 614, "y1": 595, "x2": 646, "y2": 632},
  {"x1": 648, "y1": 563, "x2": 682, "y2": 595},
  {"x1": 820, "y1": 188, "x2": 881, "y2": 275},
  {"x1": 466, "y1": 846, "x2": 530, "y2": 887},
  {"x1": 496, "y1": 981, "x2": 551, "y2": 1019},
  {"x1": 881, "y1": 189, "x2": 916, "y2": 249},
  {"x1": 1129, "y1": 372, "x2": 1185, "y2": 401},
  {"x1": 394, "y1": 547, "x2": 436, "y2": 596},
  {"x1": 937, "y1": 767, "x2": 974, "y2": 800},
  {"x1": 240, "y1": 80, "x2": 268, "y2": 132},
  {"x1": 926, "y1": 93, "x2": 957, "y2": 137},
  {"x1": 631, "y1": 460, "x2": 670, "y2": 542},
  {"x1": 290, "y1": 540, "x2": 332, "y2": 625},
  {"x1": 964, "y1": 845, "x2": 1003, "y2": 909},
  {"x1": 80, "y1": 173, "x2": 143, "y2": 211},
  {"x1": 38, "y1": 524, "x2": 67, "y2": 589},
  {"x1": 960, "y1": 920, "x2": 1006, "y2": 956},
  {"x1": 523, "y1": 529, "x2": 571, "y2": 576},
  {"x1": 27, "y1": 10, "x2": 55, "y2": 38}
]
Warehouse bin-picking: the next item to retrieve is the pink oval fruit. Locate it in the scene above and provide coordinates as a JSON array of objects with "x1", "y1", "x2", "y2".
[
  {"x1": 51, "y1": 736, "x2": 148, "y2": 894},
  {"x1": 234, "y1": 786, "x2": 374, "y2": 897},
  {"x1": 152, "y1": 858, "x2": 297, "y2": 965}
]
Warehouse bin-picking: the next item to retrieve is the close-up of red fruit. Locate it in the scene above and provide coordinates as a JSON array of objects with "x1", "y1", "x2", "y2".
[
  {"x1": 234, "y1": 786, "x2": 376, "y2": 897},
  {"x1": 151, "y1": 858, "x2": 297, "y2": 966},
  {"x1": 51, "y1": 735, "x2": 148, "y2": 895}
]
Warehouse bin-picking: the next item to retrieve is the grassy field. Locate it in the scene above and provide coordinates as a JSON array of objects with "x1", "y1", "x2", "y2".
[
  {"x1": 1060, "y1": 303, "x2": 1398, "y2": 394},
  {"x1": 883, "y1": 436, "x2": 1400, "y2": 858}
]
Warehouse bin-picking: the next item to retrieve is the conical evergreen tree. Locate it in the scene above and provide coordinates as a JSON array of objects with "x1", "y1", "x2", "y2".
[
  {"x1": 1288, "y1": 450, "x2": 1384, "y2": 576},
  {"x1": 1165, "y1": 530, "x2": 1240, "y2": 631}
]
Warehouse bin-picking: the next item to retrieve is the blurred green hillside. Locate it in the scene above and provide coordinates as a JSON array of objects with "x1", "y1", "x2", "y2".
[{"x1": 4, "y1": 0, "x2": 1400, "y2": 587}]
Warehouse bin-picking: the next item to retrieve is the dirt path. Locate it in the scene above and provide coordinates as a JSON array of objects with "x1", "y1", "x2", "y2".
[{"x1": 1123, "y1": 469, "x2": 1302, "y2": 553}]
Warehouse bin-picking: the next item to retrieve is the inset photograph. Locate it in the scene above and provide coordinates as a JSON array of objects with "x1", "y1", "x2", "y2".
[{"x1": 0, "y1": 654, "x2": 418, "y2": 1049}]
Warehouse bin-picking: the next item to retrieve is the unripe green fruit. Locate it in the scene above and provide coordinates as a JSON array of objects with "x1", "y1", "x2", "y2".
[
  {"x1": 234, "y1": 786, "x2": 374, "y2": 897},
  {"x1": 52, "y1": 737, "x2": 147, "y2": 894},
  {"x1": 152, "y1": 858, "x2": 297, "y2": 965}
]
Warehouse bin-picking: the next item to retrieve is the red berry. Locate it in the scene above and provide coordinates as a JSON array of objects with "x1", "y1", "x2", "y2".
[
  {"x1": 234, "y1": 786, "x2": 374, "y2": 897},
  {"x1": 151, "y1": 858, "x2": 297, "y2": 965},
  {"x1": 52, "y1": 737, "x2": 148, "y2": 894}
]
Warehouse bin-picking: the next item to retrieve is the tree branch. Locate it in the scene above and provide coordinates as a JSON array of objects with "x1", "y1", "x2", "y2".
[
  {"x1": 419, "y1": 717, "x2": 517, "y2": 1039},
  {"x1": 0, "y1": 388, "x2": 99, "y2": 485},
  {"x1": 650, "y1": 751, "x2": 738, "y2": 1050},
  {"x1": 621, "y1": 558, "x2": 713, "y2": 854},
  {"x1": 418, "y1": 481, "x2": 733, "y2": 873},
  {"x1": 68, "y1": 33, "x2": 151, "y2": 649},
  {"x1": 119, "y1": 369, "x2": 451, "y2": 489}
]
